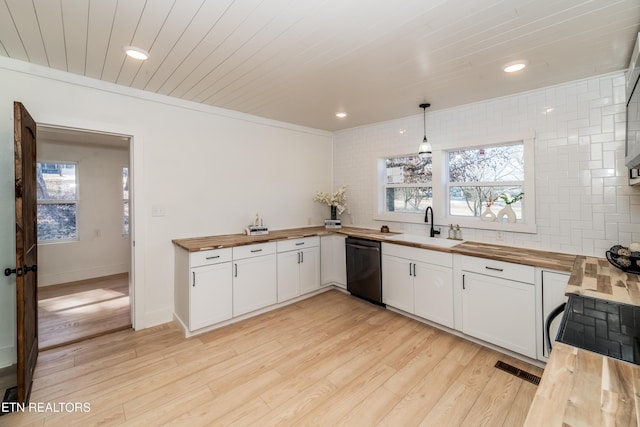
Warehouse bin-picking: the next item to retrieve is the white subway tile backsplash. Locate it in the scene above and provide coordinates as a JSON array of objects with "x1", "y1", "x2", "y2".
[{"x1": 334, "y1": 71, "x2": 640, "y2": 256}]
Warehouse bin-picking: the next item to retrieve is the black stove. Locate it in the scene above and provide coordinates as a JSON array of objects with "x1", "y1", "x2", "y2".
[{"x1": 556, "y1": 294, "x2": 640, "y2": 365}]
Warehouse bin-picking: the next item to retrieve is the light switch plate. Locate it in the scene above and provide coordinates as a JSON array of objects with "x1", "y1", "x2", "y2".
[{"x1": 151, "y1": 205, "x2": 166, "y2": 217}]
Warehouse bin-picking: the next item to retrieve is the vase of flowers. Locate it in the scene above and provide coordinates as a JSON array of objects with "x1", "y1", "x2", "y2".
[
  {"x1": 481, "y1": 196, "x2": 497, "y2": 222},
  {"x1": 314, "y1": 185, "x2": 348, "y2": 220}
]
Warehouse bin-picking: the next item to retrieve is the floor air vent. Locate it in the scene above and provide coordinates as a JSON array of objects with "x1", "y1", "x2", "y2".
[{"x1": 495, "y1": 360, "x2": 541, "y2": 386}]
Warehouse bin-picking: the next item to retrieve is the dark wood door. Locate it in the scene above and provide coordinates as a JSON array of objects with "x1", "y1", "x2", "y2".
[{"x1": 13, "y1": 101, "x2": 38, "y2": 403}]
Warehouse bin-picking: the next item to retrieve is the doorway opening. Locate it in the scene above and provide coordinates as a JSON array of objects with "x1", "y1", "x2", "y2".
[{"x1": 35, "y1": 126, "x2": 133, "y2": 350}]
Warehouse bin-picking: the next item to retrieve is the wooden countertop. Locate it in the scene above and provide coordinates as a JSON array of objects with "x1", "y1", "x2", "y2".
[
  {"x1": 565, "y1": 255, "x2": 640, "y2": 306},
  {"x1": 525, "y1": 256, "x2": 640, "y2": 425},
  {"x1": 173, "y1": 227, "x2": 577, "y2": 271},
  {"x1": 453, "y1": 241, "x2": 576, "y2": 272},
  {"x1": 524, "y1": 342, "x2": 640, "y2": 426},
  {"x1": 171, "y1": 226, "x2": 396, "y2": 251}
]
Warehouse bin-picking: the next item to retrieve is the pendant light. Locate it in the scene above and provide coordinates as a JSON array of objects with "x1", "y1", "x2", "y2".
[{"x1": 418, "y1": 103, "x2": 431, "y2": 158}]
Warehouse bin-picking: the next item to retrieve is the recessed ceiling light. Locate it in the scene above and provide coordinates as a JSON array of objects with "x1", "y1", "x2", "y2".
[
  {"x1": 335, "y1": 112, "x2": 347, "y2": 118},
  {"x1": 124, "y1": 46, "x2": 150, "y2": 61},
  {"x1": 503, "y1": 60, "x2": 528, "y2": 73}
]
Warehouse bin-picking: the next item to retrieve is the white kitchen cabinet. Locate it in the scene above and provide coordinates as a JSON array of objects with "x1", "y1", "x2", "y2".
[
  {"x1": 174, "y1": 247, "x2": 233, "y2": 332},
  {"x1": 233, "y1": 242, "x2": 277, "y2": 316},
  {"x1": 191, "y1": 262, "x2": 233, "y2": 329},
  {"x1": 414, "y1": 262, "x2": 455, "y2": 328},
  {"x1": 458, "y1": 255, "x2": 536, "y2": 358},
  {"x1": 382, "y1": 243, "x2": 454, "y2": 328},
  {"x1": 382, "y1": 254, "x2": 414, "y2": 312},
  {"x1": 320, "y1": 234, "x2": 346, "y2": 288},
  {"x1": 277, "y1": 237, "x2": 320, "y2": 302}
]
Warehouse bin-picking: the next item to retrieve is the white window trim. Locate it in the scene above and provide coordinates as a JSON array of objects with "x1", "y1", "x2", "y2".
[
  {"x1": 443, "y1": 137, "x2": 536, "y2": 233},
  {"x1": 37, "y1": 160, "x2": 80, "y2": 243}
]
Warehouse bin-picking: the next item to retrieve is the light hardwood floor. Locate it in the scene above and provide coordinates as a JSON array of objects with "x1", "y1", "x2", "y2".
[
  {"x1": 38, "y1": 273, "x2": 131, "y2": 350},
  {"x1": 6, "y1": 290, "x2": 542, "y2": 426}
]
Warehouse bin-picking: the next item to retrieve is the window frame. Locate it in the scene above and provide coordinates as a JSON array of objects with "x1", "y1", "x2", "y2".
[
  {"x1": 122, "y1": 166, "x2": 129, "y2": 236},
  {"x1": 36, "y1": 160, "x2": 80, "y2": 243},
  {"x1": 443, "y1": 137, "x2": 536, "y2": 233},
  {"x1": 374, "y1": 152, "x2": 434, "y2": 224}
]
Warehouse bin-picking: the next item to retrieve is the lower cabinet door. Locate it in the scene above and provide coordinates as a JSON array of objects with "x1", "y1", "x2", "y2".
[
  {"x1": 233, "y1": 254, "x2": 277, "y2": 316},
  {"x1": 461, "y1": 272, "x2": 536, "y2": 358},
  {"x1": 413, "y1": 262, "x2": 453, "y2": 328},
  {"x1": 277, "y1": 251, "x2": 300, "y2": 303},
  {"x1": 299, "y1": 246, "x2": 320, "y2": 295},
  {"x1": 190, "y1": 262, "x2": 232, "y2": 330},
  {"x1": 382, "y1": 255, "x2": 414, "y2": 313}
]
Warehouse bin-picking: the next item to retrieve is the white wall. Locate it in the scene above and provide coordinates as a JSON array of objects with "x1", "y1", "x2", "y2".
[
  {"x1": 334, "y1": 71, "x2": 640, "y2": 256},
  {"x1": 37, "y1": 140, "x2": 130, "y2": 286},
  {"x1": 0, "y1": 57, "x2": 333, "y2": 367}
]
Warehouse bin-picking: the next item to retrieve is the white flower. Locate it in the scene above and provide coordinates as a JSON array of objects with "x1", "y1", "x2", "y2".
[{"x1": 314, "y1": 185, "x2": 348, "y2": 214}]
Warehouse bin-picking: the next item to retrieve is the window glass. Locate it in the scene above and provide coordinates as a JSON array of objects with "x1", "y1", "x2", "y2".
[
  {"x1": 123, "y1": 167, "x2": 129, "y2": 236},
  {"x1": 37, "y1": 163, "x2": 78, "y2": 241},
  {"x1": 447, "y1": 143, "x2": 525, "y2": 220},
  {"x1": 384, "y1": 155, "x2": 432, "y2": 214},
  {"x1": 448, "y1": 145, "x2": 524, "y2": 182}
]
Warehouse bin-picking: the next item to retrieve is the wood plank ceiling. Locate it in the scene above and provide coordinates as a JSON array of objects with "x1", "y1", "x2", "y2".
[{"x1": 0, "y1": 0, "x2": 638, "y2": 131}]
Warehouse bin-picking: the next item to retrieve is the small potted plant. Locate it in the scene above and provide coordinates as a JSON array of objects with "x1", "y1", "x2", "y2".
[{"x1": 496, "y1": 192, "x2": 524, "y2": 223}]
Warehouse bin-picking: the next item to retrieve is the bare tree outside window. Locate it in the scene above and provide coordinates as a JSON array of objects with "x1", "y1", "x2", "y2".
[
  {"x1": 384, "y1": 155, "x2": 432, "y2": 213},
  {"x1": 37, "y1": 162, "x2": 78, "y2": 241},
  {"x1": 448, "y1": 144, "x2": 524, "y2": 219}
]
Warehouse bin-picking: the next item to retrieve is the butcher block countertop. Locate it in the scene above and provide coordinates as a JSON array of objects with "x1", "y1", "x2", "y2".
[
  {"x1": 524, "y1": 342, "x2": 640, "y2": 426},
  {"x1": 525, "y1": 256, "x2": 640, "y2": 426},
  {"x1": 173, "y1": 226, "x2": 576, "y2": 271},
  {"x1": 565, "y1": 255, "x2": 640, "y2": 306},
  {"x1": 453, "y1": 241, "x2": 576, "y2": 272}
]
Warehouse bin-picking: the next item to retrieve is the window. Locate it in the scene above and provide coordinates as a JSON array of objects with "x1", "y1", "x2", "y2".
[
  {"x1": 376, "y1": 155, "x2": 432, "y2": 221},
  {"x1": 446, "y1": 139, "x2": 535, "y2": 232},
  {"x1": 37, "y1": 162, "x2": 78, "y2": 242},
  {"x1": 123, "y1": 167, "x2": 129, "y2": 236}
]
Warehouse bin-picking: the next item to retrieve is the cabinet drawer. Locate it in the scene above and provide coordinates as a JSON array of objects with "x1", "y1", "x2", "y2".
[
  {"x1": 459, "y1": 255, "x2": 534, "y2": 284},
  {"x1": 277, "y1": 236, "x2": 320, "y2": 253},
  {"x1": 382, "y1": 242, "x2": 452, "y2": 268},
  {"x1": 190, "y1": 248, "x2": 232, "y2": 268},
  {"x1": 233, "y1": 242, "x2": 277, "y2": 260}
]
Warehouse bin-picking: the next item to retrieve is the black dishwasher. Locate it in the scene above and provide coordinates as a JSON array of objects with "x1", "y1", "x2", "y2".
[{"x1": 345, "y1": 237, "x2": 383, "y2": 306}]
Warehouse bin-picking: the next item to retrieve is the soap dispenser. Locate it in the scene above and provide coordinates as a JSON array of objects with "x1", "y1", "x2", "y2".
[{"x1": 448, "y1": 224, "x2": 454, "y2": 239}]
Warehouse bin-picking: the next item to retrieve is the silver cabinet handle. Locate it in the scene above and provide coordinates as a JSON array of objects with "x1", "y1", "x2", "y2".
[
  {"x1": 413, "y1": 263, "x2": 416, "y2": 277},
  {"x1": 234, "y1": 264, "x2": 238, "y2": 277},
  {"x1": 297, "y1": 252, "x2": 301, "y2": 264},
  {"x1": 485, "y1": 266, "x2": 504, "y2": 272},
  {"x1": 295, "y1": 242, "x2": 305, "y2": 246},
  {"x1": 409, "y1": 263, "x2": 413, "y2": 276},
  {"x1": 301, "y1": 251, "x2": 304, "y2": 263},
  {"x1": 250, "y1": 249, "x2": 263, "y2": 253},
  {"x1": 192, "y1": 271, "x2": 196, "y2": 287},
  {"x1": 462, "y1": 274, "x2": 465, "y2": 290},
  {"x1": 206, "y1": 255, "x2": 220, "y2": 260}
]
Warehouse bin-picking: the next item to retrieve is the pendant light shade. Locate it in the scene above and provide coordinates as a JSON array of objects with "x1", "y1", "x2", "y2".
[{"x1": 418, "y1": 103, "x2": 431, "y2": 158}]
